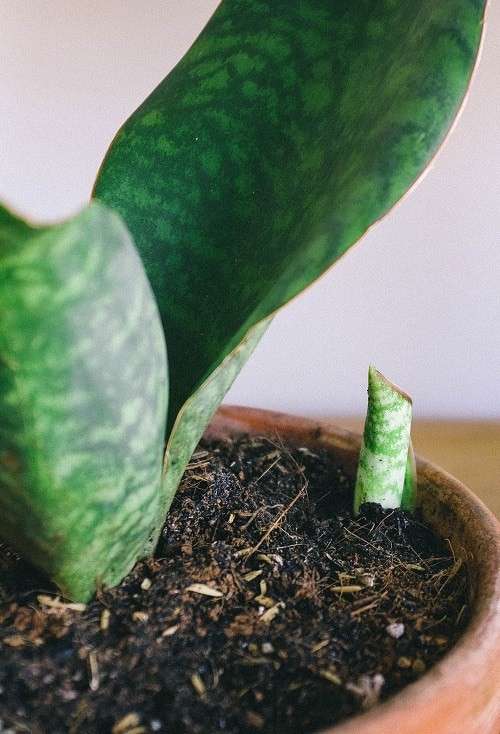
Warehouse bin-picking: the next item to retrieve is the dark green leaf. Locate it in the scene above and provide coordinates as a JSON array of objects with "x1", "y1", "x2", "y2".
[
  {"x1": 94, "y1": 0, "x2": 485, "y2": 515},
  {"x1": 0, "y1": 202, "x2": 167, "y2": 601}
]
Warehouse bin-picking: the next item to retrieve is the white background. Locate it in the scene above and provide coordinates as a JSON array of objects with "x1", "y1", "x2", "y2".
[{"x1": 1, "y1": 1, "x2": 498, "y2": 419}]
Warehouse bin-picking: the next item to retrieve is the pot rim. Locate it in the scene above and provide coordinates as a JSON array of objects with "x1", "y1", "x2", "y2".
[{"x1": 206, "y1": 405, "x2": 500, "y2": 734}]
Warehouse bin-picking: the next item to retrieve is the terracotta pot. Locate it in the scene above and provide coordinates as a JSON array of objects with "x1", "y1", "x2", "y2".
[{"x1": 205, "y1": 406, "x2": 500, "y2": 734}]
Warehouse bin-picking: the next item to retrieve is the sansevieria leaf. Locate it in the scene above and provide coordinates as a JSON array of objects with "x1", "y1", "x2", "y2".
[
  {"x1": 94, "y1": 1, "x2": 486, "y2": 531},
  {"x1": 354, "y1": 366, "x2": 414, "y2": 514},
  {"x1": 0, "y1": 202, "x2": 167, "y2": 601}
]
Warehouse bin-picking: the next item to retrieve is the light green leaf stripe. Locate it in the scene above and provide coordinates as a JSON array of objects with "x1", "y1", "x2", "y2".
[
  {"x1": 0, "y1": 202, "x2": 167, "y2": 601},
  {"x1": 401, "y1": 442, "x2": 417, "y2": 511},
  {"x1": 354, "y1": 366, "x2": 413, "y2": 514}
]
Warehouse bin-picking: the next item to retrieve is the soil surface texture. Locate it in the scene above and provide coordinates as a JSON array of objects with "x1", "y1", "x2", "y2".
[{"x1": 0, "y1": 434, "x2": 468, "y2": 734}]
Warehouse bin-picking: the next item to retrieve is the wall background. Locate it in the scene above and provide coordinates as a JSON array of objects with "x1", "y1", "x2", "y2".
[{"x1": 1, "y1": 2, "x2": 498, "y2": 419}]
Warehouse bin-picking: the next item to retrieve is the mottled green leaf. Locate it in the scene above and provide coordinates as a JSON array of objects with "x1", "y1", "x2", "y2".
[
  {"x1": 94, "y1": 0, "x2": 485, "y2": 517},
  {"x1": 354, "y1": 366, "x2": 414, "y2": 514},
  {"x1": 0, "y1": 202, "x2": 167, "y2": 601}
]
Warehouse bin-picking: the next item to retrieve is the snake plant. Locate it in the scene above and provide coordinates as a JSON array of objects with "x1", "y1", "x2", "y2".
[{"x1": 0, "y1": 0, "x2": 486, "y2": 600}]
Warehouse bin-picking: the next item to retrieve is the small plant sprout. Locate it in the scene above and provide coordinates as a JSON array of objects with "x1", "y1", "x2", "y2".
[{"x1": 354, "y1": 366, "x2": 415, "y2": 514}]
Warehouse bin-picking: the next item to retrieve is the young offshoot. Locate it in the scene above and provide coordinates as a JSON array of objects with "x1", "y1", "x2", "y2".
[{"x1": 354, "y1": 366, "x2": 415, "y2": 515}]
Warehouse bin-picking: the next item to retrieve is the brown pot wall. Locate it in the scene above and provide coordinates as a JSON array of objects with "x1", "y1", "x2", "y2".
[{"x1": 205, "y1": 406, "x2": 500, "y2": 734}]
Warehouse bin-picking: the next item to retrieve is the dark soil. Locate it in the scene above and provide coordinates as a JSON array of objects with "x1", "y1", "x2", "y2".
[{"x1": 0, "y1": 435, "x2": 469, "y2": 734}]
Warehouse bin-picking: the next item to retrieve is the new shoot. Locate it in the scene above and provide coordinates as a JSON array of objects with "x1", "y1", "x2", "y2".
[{"x1": 354, "y1": 366, "x2": 415, "y2": 515}]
